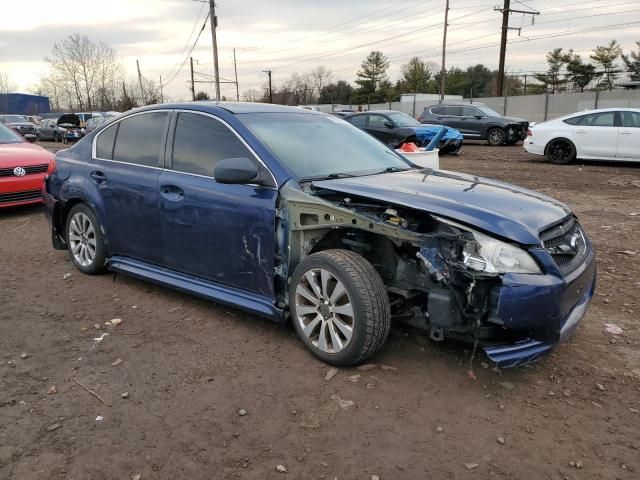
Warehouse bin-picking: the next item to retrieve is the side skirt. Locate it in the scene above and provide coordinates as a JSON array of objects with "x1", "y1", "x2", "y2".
[{"x1": 107, "y1": 255, "x2": 284, "y2": 322}]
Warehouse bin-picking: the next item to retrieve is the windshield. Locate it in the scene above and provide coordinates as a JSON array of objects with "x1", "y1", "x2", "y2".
[
  {"x1": 476, "y1": 106, "x2": 501, "y2": 117},
  {"x1": 0, "y1": 122, "x2": 24, "y2": 144},
  {"x1": 388, "y1": 112, "x2": 421, "y2": 127},
  {"x1": 240, "y1": 113, "x2": 411, "y2": 180},
  {"x1": 0, "y1": 115, "x2": 29, "y2": 123}
]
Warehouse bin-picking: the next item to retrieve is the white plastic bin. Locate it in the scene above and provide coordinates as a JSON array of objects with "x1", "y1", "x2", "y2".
[{"x1": 395, "y1": 148, "x2": 439, "y2": 169}]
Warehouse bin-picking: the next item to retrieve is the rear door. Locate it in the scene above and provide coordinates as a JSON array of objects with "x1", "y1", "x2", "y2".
[
  {"x1": 617, "y1": 111, "x2": 640, "y2": 159},
  {"x1": 569, "y1": 111, "x2": 619, "y2": 158},
  {"x1": 90, "y1": 110, "x2": 169, "y2": 264},
  {"x1": 159, "y1": 111, "x2": 278, "y2": 298},
  {"x1": 437, "y1": 106, "x2": 463, "y2": 130}
]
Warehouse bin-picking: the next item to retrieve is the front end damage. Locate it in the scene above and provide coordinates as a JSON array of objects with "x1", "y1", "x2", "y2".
[
  {"x1": 505, "y1": 121, "x2": 529, "y2": 143},
  {"x1": 275, "y1": 179, "x2": 596, "y2": 368}
]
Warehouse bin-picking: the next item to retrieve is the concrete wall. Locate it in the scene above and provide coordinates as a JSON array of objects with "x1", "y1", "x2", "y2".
[{"x1": 313, "y1": 90, "x2": 640, "y2": 122}]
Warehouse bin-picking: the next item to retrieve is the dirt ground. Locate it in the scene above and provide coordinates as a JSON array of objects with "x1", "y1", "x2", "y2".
[{"x1": 1, "y1": 142, "x2": 639, "y2": 480}]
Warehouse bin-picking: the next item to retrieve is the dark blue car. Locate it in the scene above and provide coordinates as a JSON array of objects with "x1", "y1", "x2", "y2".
[{"x1": 43, "y1": 103, "x2": 596, "y2": 368}]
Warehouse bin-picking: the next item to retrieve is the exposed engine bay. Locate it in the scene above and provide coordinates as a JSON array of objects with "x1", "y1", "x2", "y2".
[{"x1": 275, "y1": 180, "x2": 516, "y2": 347}]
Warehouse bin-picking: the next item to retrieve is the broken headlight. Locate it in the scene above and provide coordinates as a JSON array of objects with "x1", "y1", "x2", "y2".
[{"x1": 437, "y1": 217, "x2": 541, "y2": 274}]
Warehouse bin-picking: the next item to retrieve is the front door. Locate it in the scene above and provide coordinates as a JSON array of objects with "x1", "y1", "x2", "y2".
[
  {"x1": 159, "y1": 111, "x2": 278, "y2": 298},
  {"x1": 90, "y1": 110, "x2": 169, "y2": 264},
  {"x1": 365, "y1": 114, "x2": 396, "y2": 145},
  {"x1": 617, "y1": 111, "x2": 640, "y2": 159}
]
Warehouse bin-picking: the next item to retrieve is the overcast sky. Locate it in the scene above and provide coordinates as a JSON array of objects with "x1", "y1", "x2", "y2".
[{"x1": 1, "y1": 0, "x2": 639, "y2": 101}]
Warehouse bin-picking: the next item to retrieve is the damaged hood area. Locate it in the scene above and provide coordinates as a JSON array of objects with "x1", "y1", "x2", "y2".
[{"x1": 312, "y1": 169, "x2": 571, "y2": 245}]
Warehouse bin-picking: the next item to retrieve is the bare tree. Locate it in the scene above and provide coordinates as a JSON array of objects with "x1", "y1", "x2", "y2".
[
  {"x1": 45, "y1": 34, "x2": 124, "y2": 110},
  {"x1": 0, "y1": 72, "x2": 16, "y2": 113},
  {"x1": 310, "y1": 66, "x2": 333, "y2": 101}
]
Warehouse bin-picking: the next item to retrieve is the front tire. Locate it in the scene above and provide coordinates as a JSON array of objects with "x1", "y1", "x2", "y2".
[
  {"x1": 289, "y1": 249, "x2": 391, "y2": 366},
  {"x1": 487, "y1": 127, "x2": 506, "y2": 146},
  {"x1": 546, "y1": 139, "x2": 576, "y2": 165},
  {"x1": 65, "y1": 204, "x2": 107, "y2": 274}
]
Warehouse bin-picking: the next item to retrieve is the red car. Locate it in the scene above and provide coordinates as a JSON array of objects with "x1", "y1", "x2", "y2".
[{"x1": 0, "y1": 121, "x2": 54, "y2": 208}]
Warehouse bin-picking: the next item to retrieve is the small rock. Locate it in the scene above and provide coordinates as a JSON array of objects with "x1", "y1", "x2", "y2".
[
  {"x1": 547, "y1": 390, "x2": 555, "y2": 396},
  {"x1": 569, "y1": 461, "x2": 576, "y2": 468},
  {"x1": 106, "y1": 318, "x2": 123, "y2": 326},
  {"x1": 380, "y1": 365, "x2": 397, "y2": 371},
  {"x1": 576, "y1": 461, "x2": 583, "y2": 469},
  {"x1": 47, "y1": 385, "x2": 57, "y2": 395},
  {"x1": 616, "y1": 250, "x2": 637, "y2": 256},
  {"x1": 46, "y1": 423, "x2": 62, "y2": 432},
  {"x1": 480, "y1": 362, "x2": 490, "y2": 369},
  {"x1": 320, "y1": 461, "x2": 328, "y2": 467},
  {"x1": 20, "y1": 353, "x2": 29, "y2": 359},
  {"x1": 596, "y1": 383, "x2": 605, "y2": 391},
  {"x1": 111, "y1": 358, "x2": 123, "y2": 366},
  {"x1": 499, "y1": 381, "x2": 514, "y2": 390},
  {"x1": 95, "y1": 415, "x2": 103, "y2": 421},
  {"x1": 346, "y1": 374, "x2": 361, "y2": 383},
  {"x1": 357, "y1": 364, "x2": 377, "y2": 371},
  {"x1": 465, "y1": 463, "x2": 479, "y2": 470},
  {"x1": 132, "y1": 475, "x2": 141, "y2": 480},
  {"x1": 331, "y1": 394, "x2": 355, "y2": 410},
  {"x1": 324, "y1": 368, "x2": 339, "y2": 381},
  {"x1": 629, "y1": 407, "x2": 639, "y2": 414},
  {"x1": 276, "y1": 464, "x2": 287, "y2": 473},
  {"x1": 497, "y1": 436, "x2": 505, "y2": 445},
  {"x1": 436, "y1": 426, "x2": 444, "y2": 433},
  {"x1": 238, "y1": 409, "x2": 247, "y2": 416},
  {"x1": 371, "y1": 476, "x2": 380, "y2": 480},
  {"x1": 63, "y1": 273, "x2": 72, "y2": 280},
  {"x1": 94, "y1": 324, "x2": 101, "y2": 330},
  {"x1": 121, "y1": 392, "x2": 130, "y2": 399}
]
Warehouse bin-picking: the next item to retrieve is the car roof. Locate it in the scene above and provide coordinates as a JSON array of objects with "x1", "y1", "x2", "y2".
[
  {"x1": 131, "y1": 101, "x2": 317, "y2": 115},
  {"x1": 346, "y1": 110, "x2": 403, "y2": 116}
]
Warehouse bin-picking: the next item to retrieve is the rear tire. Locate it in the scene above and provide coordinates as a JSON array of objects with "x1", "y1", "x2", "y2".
[
  {"x1": 546, "y1": 139, "x2": 576, "y2": 165},
  {"x1": 65, "y1": 204, "x2": 107, "y2": 275},
  {"x1": 487, "y1": 127, "x2": 506, "y2": 146},
  {"x1": 289, "y1": 249, "x2": 391, "y2": 366}
]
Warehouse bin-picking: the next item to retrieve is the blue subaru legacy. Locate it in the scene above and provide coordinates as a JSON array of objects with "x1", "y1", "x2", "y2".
[{"x1": 43, "y1": 103, "x2": 596, "y2": 368}]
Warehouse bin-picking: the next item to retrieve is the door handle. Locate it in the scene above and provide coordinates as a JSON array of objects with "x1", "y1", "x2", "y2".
[
  {"x1": 575, "y1": 130, "x2": 587, "y2": 134},
  {"x1": 620, "y1": 131, "x2": 632, "y2": 135},
  {"x1": 90, "y1": 171, "x2": 106, "y2": 184},
  {"x1": 160, "y1": 185, "x2": 184, "y2": 201}
]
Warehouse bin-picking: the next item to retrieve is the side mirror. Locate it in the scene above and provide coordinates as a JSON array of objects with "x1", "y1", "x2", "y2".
[
  {"x1": 24, "y1": 134, "x2": 37, "y2": 143},
  {"x1": 214, "y1": 157, "x2": 259, "y2": 185},
  {"x1": 384, "y1": 121, "x2": 394, "y2": 129}
]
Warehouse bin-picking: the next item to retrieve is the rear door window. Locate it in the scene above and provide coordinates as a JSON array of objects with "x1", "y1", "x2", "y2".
[
  {"x1": 462, "y1": 106, "x2": 480, "y2": 117},
  {"x1": 171, "y1": 112, "x2": 255, "y2": 177},
  {"x1": 442, "y1": 106, "x2": 462, "y2": 116},
  {"x1": 112, "y1": 112, "x2": 169, "y2": 167},
  {"x1": 621, "y1": 111, "x2": 640, "y2": 128}
]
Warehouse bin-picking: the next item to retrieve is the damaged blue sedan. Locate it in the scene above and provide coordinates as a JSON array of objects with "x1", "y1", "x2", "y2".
[{"x1": 43, "y1": 103, "x2": 596, "y2": 368}]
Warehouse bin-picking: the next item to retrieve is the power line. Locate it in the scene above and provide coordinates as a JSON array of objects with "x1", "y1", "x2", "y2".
[
  {"x1": 164, "y1": 1, "x2": 207, "y2": 81},
  {"x1": 161, "y1": 12, "x2": 210, "y2": 89}
]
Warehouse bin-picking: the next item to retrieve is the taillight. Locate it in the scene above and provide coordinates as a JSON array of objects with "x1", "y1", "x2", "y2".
[{"x1": 527, "y1": 129, "x2": 532, "y2": 137}]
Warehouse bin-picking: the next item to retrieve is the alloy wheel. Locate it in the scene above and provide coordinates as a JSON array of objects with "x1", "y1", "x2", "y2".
[
  {"x1": 68, "y1": 212, "x2": 97, "y2": 267},
  {"x1": 295, "y1": 268, "x2": 354, "y2": 354}
]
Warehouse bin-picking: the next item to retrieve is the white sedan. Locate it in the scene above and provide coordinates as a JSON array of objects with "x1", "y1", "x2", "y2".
[{"x1": 524, "y1": 108, "x2": 640, "y2": 164}]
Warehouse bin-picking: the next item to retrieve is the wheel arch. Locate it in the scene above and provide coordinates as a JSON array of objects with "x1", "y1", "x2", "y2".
[{"x1": 543, "y1": 136, "x2": 577, "y2": 157}]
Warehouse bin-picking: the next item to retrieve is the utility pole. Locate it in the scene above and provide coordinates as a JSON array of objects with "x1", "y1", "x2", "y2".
[
  {"x1": 208, "y1": 0, "x2": 221, "y2": 101},
  {"x1": 263, "y1": 70, "x2": 273, "y2": 103},
  {"x1": 159, "y1": 75, "x2": 164, "y2": 103},
  {"x1": 495, "y1": 0, "x2": 539, "y2": 96},
  {"x1": 233, "y1": 48, "x2": 240, "y2": 101},
  {"x1": 439, "y1": 0, "x2": 449, "y2": 103},
  {"x1": 136, "y1": 60, "x2": 145, "y2": 104},
  {"x1": 190, "y1": 57, "x2": 196, "y2": 101}
]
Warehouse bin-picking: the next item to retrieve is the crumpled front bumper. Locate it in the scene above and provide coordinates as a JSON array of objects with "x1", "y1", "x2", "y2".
[{"x1": 483, "y1": 248, "x2": 596, "y2": 368}]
